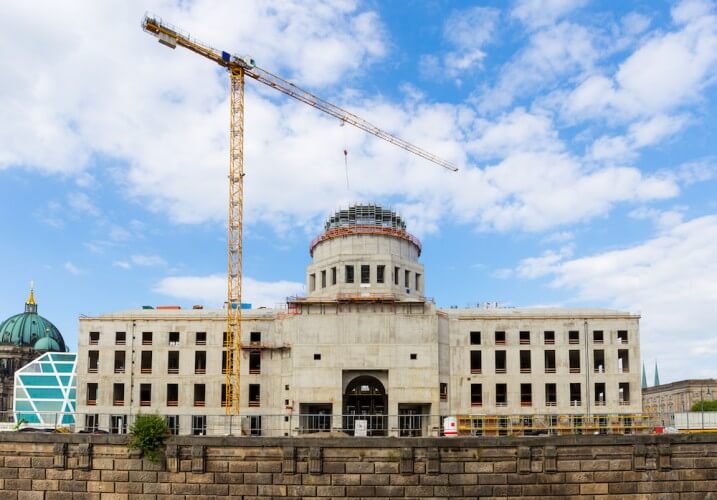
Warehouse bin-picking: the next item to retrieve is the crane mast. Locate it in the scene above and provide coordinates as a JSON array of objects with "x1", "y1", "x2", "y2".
[{"x1": 142, "y1": 15, "x2": 457, "y2": 417}]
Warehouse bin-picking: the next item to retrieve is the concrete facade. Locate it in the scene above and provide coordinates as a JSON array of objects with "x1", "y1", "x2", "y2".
[{"x1": 76, "y1": 204, "x2": 642, "y2": 436}]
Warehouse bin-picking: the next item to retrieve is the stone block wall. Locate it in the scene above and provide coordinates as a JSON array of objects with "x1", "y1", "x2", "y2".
[{"x1": 0, "y1": 433, "x2": 714, "y2": 498}]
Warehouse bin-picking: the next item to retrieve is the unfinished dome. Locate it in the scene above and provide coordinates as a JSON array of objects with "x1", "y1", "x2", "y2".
[
  {"x1": 310, "y1": 204, "x2": 421, "y2": 258},
  {"x1": 306, "y1": 203, "x2": 425, "y2": 301}
]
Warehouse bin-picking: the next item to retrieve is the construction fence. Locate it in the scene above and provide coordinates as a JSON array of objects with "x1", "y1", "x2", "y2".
[{"x1": 0, "y1": 412, "x2": 657, "y2": 437}]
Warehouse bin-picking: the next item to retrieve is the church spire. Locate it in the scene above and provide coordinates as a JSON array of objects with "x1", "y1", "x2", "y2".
[
  {"x1": 25, "y1": 282, "x2": 37, "y2": 314},
  {"x1": 642, "y1": 363, "x2": 648, "y2": 389},
  {"x1": 653, "y1": 361, "x2": 660, "y2": 386}
]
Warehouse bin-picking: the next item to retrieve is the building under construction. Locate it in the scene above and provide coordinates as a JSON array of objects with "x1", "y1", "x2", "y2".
[{"x1": 76, "y1": 204, "x2": 645, "y2": 436}]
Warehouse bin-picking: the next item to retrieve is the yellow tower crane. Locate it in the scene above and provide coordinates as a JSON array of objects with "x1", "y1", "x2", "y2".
[{"x1": 142, "y1": 15, "x2": 458, "y2": 415}]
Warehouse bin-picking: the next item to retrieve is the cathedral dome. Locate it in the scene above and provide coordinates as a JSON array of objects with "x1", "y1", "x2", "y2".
[{"x1": 0, "y1": 288, "x2": 67, "y2": 352}]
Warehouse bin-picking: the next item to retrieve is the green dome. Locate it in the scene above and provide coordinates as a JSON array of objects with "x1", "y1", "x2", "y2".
[{"x1": 0, "y1": 289, "x2": 66, "y2": 352}]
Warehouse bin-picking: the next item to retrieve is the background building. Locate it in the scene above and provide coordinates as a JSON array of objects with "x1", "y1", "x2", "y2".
[
  {"x1": 643, "y1": 378, "x2": 717, "y2": 427},
  {"x1": 13, "y1": 352, "x2": 77, "y2": 427},
  {"x1": 76, "y1": 204, "x2": 643, "y2": 436},
  {"x1": 0, "y1": 289, "x2": 68, "y2": 417}
]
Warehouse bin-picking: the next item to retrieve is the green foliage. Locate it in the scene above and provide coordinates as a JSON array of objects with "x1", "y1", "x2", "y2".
[
  {"x1": 128, "y1": 414, "x2": 170, "y2": 463},
  {"x1": 13, "y1": 418, "x2": 28, "y2": 431},
  {"x1": 690, "y1": 400, "x2": 717, "y2": 412}
]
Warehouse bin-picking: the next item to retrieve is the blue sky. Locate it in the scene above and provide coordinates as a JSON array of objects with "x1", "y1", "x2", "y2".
[{"x1": 1, "y1": 0, "x2": 716, "y2": 382}]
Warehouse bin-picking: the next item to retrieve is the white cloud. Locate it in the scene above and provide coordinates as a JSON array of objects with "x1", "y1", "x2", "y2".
[
  {"x1": 628, "y1": 206, "x2": 686, "y2": 231},
  {"x1": 0, "y1": 1, "x2": 705, "y2": 240},
  {"x1": 153, "y1": 274, "x2": 304, "y2": 308},
  {"x1": 64, "y1": 262, "x2": 80, "y2": 275},
  {"x1": 420, "y1": 6, "x2": 499, "y2": 81},
  {"x1": 511, "y1": 0, "x2": 588, "y2": 29},
  {"x1": 445, "y1": 151, "x2": 678, "y2": 232},
  {"x1": 588, "y1": 114, "x2": 689, "y2": 162},
  {"x1": 477, "y1": 21, "x2": 599, "y2": 112},
  {"x1": 131, "y1": 255, "x2": 166, "y2": 267},
  {"x1": 67, "y1": 192, "x2": 100, "y2": 217},
  {"x1": 513, "y1": 214, "x2": 717, "y2": 380},
  {"x1": 564, "y1": 1, "x2": 717, "y2": 120},
  {"x1": 469, "y1": 108, "x2": 563, "y2": 159},
  {"x1": 112, "y1": 261, "x2": 131, "y2": 270}
]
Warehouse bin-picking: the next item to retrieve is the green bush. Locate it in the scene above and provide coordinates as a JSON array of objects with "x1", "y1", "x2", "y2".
[
  {"x1": 691, "y1": 400, "x2": 717, "y2": 412},
  {"x1": 128, "y1": 414, "x2": 170, "y2": 463}
]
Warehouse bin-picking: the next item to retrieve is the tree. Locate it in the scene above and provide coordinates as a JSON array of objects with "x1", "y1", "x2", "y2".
[
  {"x1": 128, "y1": 414, "x2": 170, "y2": 463},
  {"x1": 690, "y1": 400, "x2": 717, "y2": 412}
]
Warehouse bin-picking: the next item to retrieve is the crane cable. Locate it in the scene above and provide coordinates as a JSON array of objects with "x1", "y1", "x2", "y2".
[{"x1": 341, "y1": 119, "x2": 350, "y2": 190}]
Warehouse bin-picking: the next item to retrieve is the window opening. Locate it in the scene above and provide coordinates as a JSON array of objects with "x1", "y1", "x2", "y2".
[
  {"x1": 570, "y1": 383, "x2": 582, "y2": 406},
  {"x1": 569, "y1": 350, "x2": 580, "y2": 373},
  {"x1": 87, "y1": 383, "x2": 98, "y2": 406},
  {"x1": 249, "y1": 351, "x2": 261, "y2": 374},
  {"x1": 114, "y1": 351, "x2": 125, "y2": 374},
  {"x1": 594, "y1": 350, "x2": 605, "y2": 373},
  {"x1": 377, "y1": 265, "x2": 385, "y2": 283},
  {"x1": 140, "y1": 384, "x2": 151, "y2": 407},
  {"x1": 520, "y1": 383, "x2": 532, "y2": 406},
  {"x1": 471, "y1": 384, "x2": 482, "y2": 406},
  {"x1": 619, "y1": 382, "x2": 630, "y2": 405},
  {"x1": 595, "y1": 382, "x2": 606, "y2": 406},
  {"x1": 140, "y1": 351, "x2": 152, "y2": 374},
  {"x1": 191, "y1": 415, "x2": 206, "y2": 436},
  {"x1": 617, "y1": 330, "x2": 628, "y2": 344},
  {"x1": 113, "y1": 383, "x2": 124, "y2": 406},
  {"x1": 166, "y1": 415, "x2": 179, "y2": 435},
  {"x1": 167, "y1": 351, "x2": 179, "y2": 374},
  {"x1": 495, "y1": 350, "x2": 506, "y2": 373},
  {"x1": 544, "y1": 350, "x2": 556, "y2": 373},
  {"x1": 496, "y1": 384, "x2": 507, "y2": 407},
  {"x1": 167, "y1": 384, "x2": 178, "y2": 407},
  {"x1": 249, "y1": 384, "x2": 261, "y2": 407},
  {"x1": 193, "y1": 384, "x2": 206, "y2": 407},
  {"x1": 470, "y1": 351, "x2": 481, "y2": 374},
  {"x1": 195, "y1": 351, "x2": 207, "y2": 374},
  {"x1": 545, "y1": 383, "x2": 557, "y2": 406},
  {"x1": 618, "y1": 349, "x2": 630, "y2": 373},
  {"x1": 520, "y1": 350, "x2": 531, "y2": 373},
  {"x1": 361, "y1": 265, "x2": 370, "y2": 284},
  {"x1": 88, "y1": 351, "x2": 99, "y2": 373}
]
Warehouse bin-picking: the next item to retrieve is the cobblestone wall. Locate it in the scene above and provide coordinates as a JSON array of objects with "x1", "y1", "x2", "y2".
[{"x1": 0, "y1": 433, "x2": 714, "y2": 499}]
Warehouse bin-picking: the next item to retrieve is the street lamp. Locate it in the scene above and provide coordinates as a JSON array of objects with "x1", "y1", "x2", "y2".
[{"x1": 702, "y1": 386, "x2": 713, "y2": 430}]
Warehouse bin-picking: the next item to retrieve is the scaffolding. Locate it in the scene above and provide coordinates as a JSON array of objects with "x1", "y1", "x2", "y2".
[{"x1": 457, "y1": 413, "x2": 650, "y2": 436}]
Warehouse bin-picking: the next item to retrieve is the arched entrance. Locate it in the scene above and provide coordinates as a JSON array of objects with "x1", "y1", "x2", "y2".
[{"x1": 343, "y1": 375, "x2": 387, "y2": 436}]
